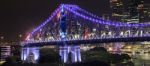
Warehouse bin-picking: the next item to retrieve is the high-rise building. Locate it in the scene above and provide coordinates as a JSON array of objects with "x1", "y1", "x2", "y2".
[
  {"x1": 102, "y1": 14, "x2": 110, "y2": 20},
  {"x1": 129, "y1": 0, "x2": 144, "y2": 23},
  {"x1": 110, "y1": 0, "x2": 124, "y2": 22},
  {"x1": 130, "y1": 0, "x2": 140, "y2": 17},
  {"x1": 0, "y1": 46, "x2": 11, "y2": 61},
  {"x1": 139, "y1": 4, "x2": 150, "y2": 23},
  {"x1": 109, "y1": 0, "x2": 145, "y2": 23}
]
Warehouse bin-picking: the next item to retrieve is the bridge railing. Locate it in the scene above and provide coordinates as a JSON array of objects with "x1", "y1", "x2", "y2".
[{"x1": 23, "y1": 31, "x2": 150, "y2": 44}]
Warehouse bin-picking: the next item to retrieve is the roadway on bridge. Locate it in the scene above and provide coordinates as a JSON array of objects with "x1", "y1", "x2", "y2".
[{"x1": 24, "y1": 36, "x2": 150, "y2": 47}]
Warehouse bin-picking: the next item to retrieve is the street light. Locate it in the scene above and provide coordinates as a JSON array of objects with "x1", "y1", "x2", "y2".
[
  {"x1": 0, "y1": 36, "x2": 4, "y2": 40},
  {"x1": 0, "y1": 36, "x2": 4, "y2": 44},
  {"x1": 19, "y1": 34, "x2": 22, "y2": 38},
  {"x1": 19, "y1": 34, "x2": 22, "y2": 42}
]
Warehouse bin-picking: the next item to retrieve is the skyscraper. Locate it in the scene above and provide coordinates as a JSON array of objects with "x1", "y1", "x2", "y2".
[
  {"x1": 110, "y1": 0, "x2": 144, "y2": 23},
  {"x1": 141, "y1": 4, "x2": 150, "y2": 22},
  {"x1": 129, "y1": 0, "x2": 144, "y2": 23},
  {"x1": 129, "y1": 0, "x2": 143, "y2": 17},
  {"x1": 110, "y1": 0, "x2": 124, "y2": 22}
]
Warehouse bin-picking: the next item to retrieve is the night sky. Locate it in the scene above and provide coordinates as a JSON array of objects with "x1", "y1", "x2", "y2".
[{"x1": 0, "y1": 0, "x2": 150, "y2": 42}]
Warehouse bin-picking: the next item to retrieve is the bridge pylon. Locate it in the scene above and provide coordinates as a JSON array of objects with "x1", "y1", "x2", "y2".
[
  {"x1": 21, "y1": 47, "x2": 40, "y2": 63},
  {"x1": 59, "y1": 5, "x2": 81, "y2": 63}
]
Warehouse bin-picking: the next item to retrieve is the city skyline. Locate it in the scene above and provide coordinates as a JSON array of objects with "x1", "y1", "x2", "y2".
[
  {"x1": 0, "y1": 1, "x2": 150, "y2": 66},
  {"x1": 0, "y1": 0, "x2": 150, "y2": 41}
]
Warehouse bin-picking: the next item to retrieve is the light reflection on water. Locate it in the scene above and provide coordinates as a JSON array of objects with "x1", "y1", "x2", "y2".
[
  {"x1": 140, "y1": 53, "x2": 150, "y2": 60},
  {"x1": 133, "y1": 53, "x2": 150, "y2": 66}
]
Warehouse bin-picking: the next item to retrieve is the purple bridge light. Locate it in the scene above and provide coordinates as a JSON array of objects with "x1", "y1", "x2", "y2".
[{"x1": 21, "y1": 4, "x2": 150, "y2": 63}]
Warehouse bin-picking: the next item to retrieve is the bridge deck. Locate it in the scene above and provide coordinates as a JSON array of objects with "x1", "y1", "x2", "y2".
[{"x1": 23, "y1": 37, "x2": 150, "y2": 47}]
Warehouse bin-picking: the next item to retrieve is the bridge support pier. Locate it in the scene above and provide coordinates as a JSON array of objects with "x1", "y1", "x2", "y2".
[
  {"x1": 113, "y1": 43, "x2": 122, "y2": 54},
  {"x1": 59, "y1": 46, "x2": 81, "y2": 63},
  {"x1": 21, "y1": 47, "x2": 40, "y2": 63}
]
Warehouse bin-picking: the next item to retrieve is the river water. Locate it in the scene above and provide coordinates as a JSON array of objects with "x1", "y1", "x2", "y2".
[{"x1": 133, "y1": 53, "x2": 150, "y2": 66}]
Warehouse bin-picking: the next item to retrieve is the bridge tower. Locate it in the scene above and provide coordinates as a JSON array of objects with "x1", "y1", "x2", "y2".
[
  {"x1": 59, "y1": 5, "x2": 81, "y2": 63},
  {"x1": 21, "y1": 46, "x2": 40, "y2": 63},
  {"x1": 21, "y1": 33, "x2": 40, "y2": 63}
]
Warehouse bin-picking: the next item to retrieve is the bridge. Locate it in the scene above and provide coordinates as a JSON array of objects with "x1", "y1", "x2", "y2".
[{"x1": 21, "y1": 4, "x2": 150, "y2": 63}]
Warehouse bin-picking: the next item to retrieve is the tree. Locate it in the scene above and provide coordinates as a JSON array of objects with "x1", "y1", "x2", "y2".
[
  {"x1": 82, "y1": 47, "x2": 132, "y2": 65},
  {"x1": 39, "y1": 48, "x2": 60, "y2": 63},
  {"x1": 109, "y1": 54, "x2": 123, "y2": 63},
  {"x1": 82, "y1": 47, "x2": 110, "y2": 63},
  {"x1": 109, "y1": 53, "x2": 131, "y2": 64},
  {"x1": 90, "y1": 47, "x2": 107, "y2": 52},
  {"x1": 120, "y1": 54, "x2": 131, "y2": 61}
]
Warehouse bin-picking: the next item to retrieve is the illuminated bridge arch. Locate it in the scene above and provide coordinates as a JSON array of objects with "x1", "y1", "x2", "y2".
[
  {"x1": 21, "y1": 4, "x2": 150, "y2": 63},
  {"x1": 22, "y1": 4, "x2": 150, "y2": 46}
]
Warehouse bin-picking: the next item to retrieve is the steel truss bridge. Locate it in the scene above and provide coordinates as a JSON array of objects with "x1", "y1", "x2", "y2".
[{"x1": 21, "y1": 4, "x2": 150, "y2": 63}]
